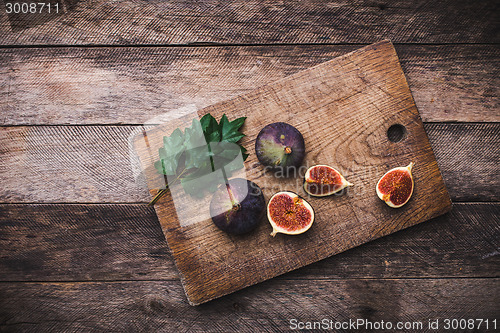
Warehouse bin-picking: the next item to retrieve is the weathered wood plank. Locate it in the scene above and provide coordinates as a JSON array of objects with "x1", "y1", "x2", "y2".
[
  {"x1": 0, "y1": 124, "x2": 497, "y2": 203},
  {"x1": 0, "y1": 203, "x2": 498, "y2": 281},
  {"x1": 0, "y1": 279, "x2": 498, "y2": 330},
  {"x1": 0, "y1": 0, "x2": 498, "y2": 46},
  {"x1": 0, "y1": 45, "x2": 498, "y2": 125},
  {"x1": 0, "y1": 204, "x2": 175, "y2": 281},
  {"x1": 0, "y1": 126, "x2": 151, "y2": 203},
  {"x1": 400, "y1": 45, "x2": 499, "y2": 122},
  {"x1": 426, "y1": 124, "x2": 500, "y2": 202}
]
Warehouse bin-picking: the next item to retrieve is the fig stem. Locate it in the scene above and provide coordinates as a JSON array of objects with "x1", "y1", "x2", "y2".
[
  {"x1": 218, "y1": 155, "x2": 240, "y2": 210},
  {"x1": 225, "y1": 183, "x2": 241, "y2": 210}
]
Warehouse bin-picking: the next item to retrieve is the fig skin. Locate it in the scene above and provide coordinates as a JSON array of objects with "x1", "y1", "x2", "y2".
[
  {"x1": 255, "y1": 122, "x2": 305, "y2": 177},
  {"x1": 376, "y1": 162, "x2": 414, "y2": 208},
  {"x1": 303, "y1": 165, "x2": 353, "y2": 197},
  {"x1": 210, "y1": 178, "x2": 266, "y2": 235},
  {"x1": 267, "y1": 191, "x2": 315, "y2": 236}
]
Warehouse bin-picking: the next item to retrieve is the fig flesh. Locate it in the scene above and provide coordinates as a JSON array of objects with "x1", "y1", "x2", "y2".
[
  {"x1": 255, "y1": 122, "x2": 305, "y2": 176},
  {"x1": 210, "y1": 178, "x2": 265, "y2": 235},
  {"x1": 376, "y1": 162, "x2": 414, "y2": 208},
  {"x1": 303, "y1": 165, "x2": 353, "y2": 197},
  {"x1": 267, "y1": 191, "x2": 314, "y2": 236}
]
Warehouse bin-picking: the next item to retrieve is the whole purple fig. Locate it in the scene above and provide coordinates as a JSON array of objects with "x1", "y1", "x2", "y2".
[
  {"x1": 210, "y1": 178, "x2": 265, "y2": 235},
  {"x1": 255, "y1": 122, "x2": 305, "y2": 177}
]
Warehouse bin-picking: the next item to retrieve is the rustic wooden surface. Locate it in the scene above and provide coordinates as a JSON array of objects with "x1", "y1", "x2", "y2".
[
  {"x1": 0, "y1": 0, "x2": 498, "y2": 330},
  {"x1": 133, "y1": 41, "x2": 452, "y2": 305},
  {"x1": 1, "y1": 124, "x2": 498, "y2": 203},
  {"x1": 0, "y1": 203, "x2": 497, "y2": 281},
  {"x1": 1, "y1": 45, "x2": 498, "y2": 124},
  {"x1": 1, "y1": 279, "x2": 498, "y2": 332},
  {"x1": 0, "y1": 0, "x2": 498, "y2": 45}
]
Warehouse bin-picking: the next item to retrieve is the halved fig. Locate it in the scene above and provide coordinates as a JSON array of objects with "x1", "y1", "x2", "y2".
[
  {"x1": 376, "y1": 162, "x2": 414, "y2": 208},
  {"x1": 267, "y1": 191, "x2": 314, "y2": 236},
  {"x1": 303, "y1": 165, "x2": 353, "y2": 197}
]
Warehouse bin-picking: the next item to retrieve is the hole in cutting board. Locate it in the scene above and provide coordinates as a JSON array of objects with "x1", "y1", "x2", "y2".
[{"x1": 387, "y1": 124, "x2": 407, "y2": 142}]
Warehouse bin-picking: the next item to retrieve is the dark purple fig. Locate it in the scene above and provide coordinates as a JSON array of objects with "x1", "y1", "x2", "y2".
[
  {"x1": 210, "y1": 178, "x2": 265, "y2": 235},
  {"x1": 255, "y1": 122, "x2": 305, "y2": 176}
]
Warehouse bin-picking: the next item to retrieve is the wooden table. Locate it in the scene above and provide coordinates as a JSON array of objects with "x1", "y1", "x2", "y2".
[{"x1": 0, "y1": 1, "x2": 498, "y2": 331}]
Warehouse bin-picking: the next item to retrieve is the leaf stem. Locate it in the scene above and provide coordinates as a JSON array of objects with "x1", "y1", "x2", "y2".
[{"x1": 148, "y1": 168, "x2": 188, "y2": 206}]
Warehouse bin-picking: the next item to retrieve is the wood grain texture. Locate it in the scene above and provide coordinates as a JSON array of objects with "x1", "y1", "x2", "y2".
[
  {"x1": 0, "y1": 0, "x2": 498, "y2": 46},
  {"x1": 0, "y1": 279, "x2": 498, "y2": 331},
  {"x1": 0, "y1": 204, "x2": 175, "y2": 281},
  {"x1": 427, "y1": 123, "x2": 500, "y2": 202},
  {"x1": 0, "y1": 45, "x2": 498, "y2": 125},
  {"x1": 1, "y1": 123, "x2": 498, "y2": 203},
  {"x1": 0, "y1": 125, "x2": 151, "y2": 203},
  {"x1": 0, "y1": 203, "x2": 498, "y2": 282},
  {"x1": 134, "y1": 41, "x2": 451, "y2": 304}
]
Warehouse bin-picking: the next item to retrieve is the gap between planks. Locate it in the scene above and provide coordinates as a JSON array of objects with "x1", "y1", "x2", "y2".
[
  {"x1": 0, "y1": 276, "x2": 498, "y2": 284},
  {"x1": 1, "y1": 42, "x2": 500, "y2": 49},
  {"x1": 1, "y1": 121, "x2": 499, "y2": 128}
]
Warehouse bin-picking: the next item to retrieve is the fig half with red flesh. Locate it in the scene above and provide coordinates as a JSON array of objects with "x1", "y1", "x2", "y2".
[
  {"x1": 267, "y1": 191, "x2": 314, "y2": 236},
  {"x1": 303, "y1": 165, "x2": 353, "y2": 197},
  {"x1": 255, "y1": 122, "x2": 305, "y2": 176},
  {"x1": 376, "y1": 162, "x2": 414, "y2": 208}
]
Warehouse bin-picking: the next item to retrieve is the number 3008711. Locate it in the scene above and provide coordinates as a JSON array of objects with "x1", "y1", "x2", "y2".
[{"x1": 5, "y1": 2, "x2": 60, "y2": 14}]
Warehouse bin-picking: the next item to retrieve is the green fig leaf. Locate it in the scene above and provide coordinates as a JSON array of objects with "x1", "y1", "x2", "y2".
[{"x1": 154, "y1": 113, "x2": 249, "y2": 199}]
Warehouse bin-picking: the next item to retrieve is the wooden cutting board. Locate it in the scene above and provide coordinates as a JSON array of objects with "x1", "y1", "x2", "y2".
[{"x1": 133, "y1": 40, "x2": 452, "y2": 305}]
